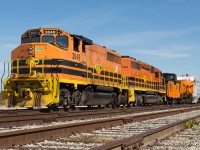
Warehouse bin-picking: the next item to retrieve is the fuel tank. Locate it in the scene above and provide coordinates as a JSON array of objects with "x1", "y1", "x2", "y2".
[
  {"x1": 80, "y1": 91, "x2": 112, "y2": 105},
  {"x1": 145, "y1": 95, "x2": 160, "y2": 104},
  {"x1": 95, "y1": 86, "x2": 114, "y2": 92}
]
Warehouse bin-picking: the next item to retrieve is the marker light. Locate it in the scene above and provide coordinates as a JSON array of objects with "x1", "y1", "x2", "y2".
[
  {"x1": 10, "y1": 73, "x2": 17, "y2": 78},
  {"x1": 30, "y1": 71, "x2": 35, "y2": 76}
]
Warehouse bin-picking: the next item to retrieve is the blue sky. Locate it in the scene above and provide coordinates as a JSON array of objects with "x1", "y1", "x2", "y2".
[{"x1": 0, "y1": 0, "x2": 200, "y2": 78}]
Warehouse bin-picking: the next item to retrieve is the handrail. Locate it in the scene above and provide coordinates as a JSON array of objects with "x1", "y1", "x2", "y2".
[
  {"x1": 17, "y1": 60, "x2": 19, "y2": 76},
  {"x1": 0, "y1": 62, "x2": 6, "y2": 92},
  {"x1": 42, "y1": 59, "x2": 44, "y2": 75},
  {"x1": 1, "y1": 60, "x2": 12, "y2": 92},
  {"x1": 4, "y1": 58, "x2": 61, "y2": 78},
  {"x1": 7, "y1": 62, "x2": 10, "y2": 78}
]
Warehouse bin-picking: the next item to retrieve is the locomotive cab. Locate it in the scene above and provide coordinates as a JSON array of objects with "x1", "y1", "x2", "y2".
[
  {"x1": 10, "y1": 28, "x2": 94, "y2": 80},
  {"x1": 163, "y1": 73, "x2": 180, "y2": 103}
]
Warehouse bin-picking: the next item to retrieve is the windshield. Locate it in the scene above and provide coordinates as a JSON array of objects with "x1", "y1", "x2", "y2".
[
  {"x1": 21, "y1": 36, "x2": 40, "y2": 44},
  {"x1": 21, "y1": 34, "x2": 68, "y2": 49},
  {"x1": 21, "y1": 37, "x2": 31, "y2": 44},
  {"x1": 42, "y1": 36, "x2": 54, "y2": 44},
  {"x1": 164, "y1": 74, "x2": 174, "y2": 80},
  {"x1": 31, "y1": 36, "x2": 40, "y2": 42},
  {"x1": 164, "y1": 73, "x2": 177, "y2": 82}
]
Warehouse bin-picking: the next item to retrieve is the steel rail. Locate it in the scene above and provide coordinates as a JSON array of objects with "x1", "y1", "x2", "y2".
[
  {"x1": 0, "y1": 105, "x2": 186, "y2": 128},
  {"x1": 0, "y1": 106, "x2": 200, "y2": 148},
  {"x1": 92, "y1": 115, "x2": 200, "y2": 150}
]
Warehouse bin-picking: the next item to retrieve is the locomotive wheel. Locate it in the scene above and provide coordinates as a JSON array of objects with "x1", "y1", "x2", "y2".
[
  {"x1": 8, "y1": 95, "x2": 14, "y2": 107},
  {"x1": 60, "y1": 89, "x2": 71, "y2": 108},
  {"x1": 70, "y1": 104, "x2": 76, "y2": 110},
  {"x1": 124, "y1": 92, "x2": 128, "y2": 106},
  {"x1": 135, "y1": 94, "x2": 143, "y2": 106},
  {"x1": 72, "y1": 90, "x2": 81, "y2": 105},
  {"x1": 118, "y1": 94, "x2": 123, "y2": 106},
  {"x1": 35, "y1": 93, "x2": 41, "y2": 107},
  {"x1": 134, "y1": 94, "x2": 138, "y2": 106},
  {"x1": 80, "y1": 86, "x2": 93, "y2": 106},
  {"x1": 157, "y1": 96, "x2": 163, "y2": 105}
]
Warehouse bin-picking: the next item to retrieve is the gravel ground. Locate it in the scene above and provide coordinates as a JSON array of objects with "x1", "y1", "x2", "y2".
[{"x1": 13, "y1": 109, "x2": 200, "y2": 150}]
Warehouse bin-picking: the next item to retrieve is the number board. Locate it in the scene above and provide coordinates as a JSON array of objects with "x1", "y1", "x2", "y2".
[
  {"x1": 44, "y1": 30, "x2": 57, "y2": 34},
  {"x1": 30, "y1": 30, "x2": 40, "y2": 36}
]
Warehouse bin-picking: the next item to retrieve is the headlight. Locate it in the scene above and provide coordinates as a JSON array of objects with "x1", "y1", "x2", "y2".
[
  {"x1": 36, "y1": 72, "x2": 41, "y2": 77},
  {"x1": 29, "y1": 47, "x2": 33, "y2": 55}
]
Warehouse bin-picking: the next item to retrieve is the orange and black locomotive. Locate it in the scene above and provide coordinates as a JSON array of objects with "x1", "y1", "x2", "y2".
[{"x1": 1, "y1": 28, "x2": 183, "y2": 108}]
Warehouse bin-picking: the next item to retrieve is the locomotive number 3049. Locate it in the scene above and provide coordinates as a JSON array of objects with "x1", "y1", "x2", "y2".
[{"x1": 72, "y1": 53, "x2": 80, "y2": 61}]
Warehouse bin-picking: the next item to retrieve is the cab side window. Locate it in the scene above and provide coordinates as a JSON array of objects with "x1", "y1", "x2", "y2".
[
  {"x1": 56, "y1": 36, "x2": 68, "y2": 48},
  {"x1": 155, "y1": 72, "x2": 159, "y2": 78},
  {"x1": 74, "y1": 38, "x2": 79, "y2": 52},
  {"x1": 82, "y1": 43, "x2": 86, "y2": 53}
]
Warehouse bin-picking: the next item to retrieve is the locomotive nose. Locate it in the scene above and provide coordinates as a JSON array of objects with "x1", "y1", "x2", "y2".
[{"x1": 12, "y1": 44, "x2": 35, "y2": 60}]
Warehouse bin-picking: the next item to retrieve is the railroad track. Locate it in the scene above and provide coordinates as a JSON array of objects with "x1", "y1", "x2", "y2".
[
  {"x1": 0, "y1": 105, "x2": 200, "y2": 149},
  {"x1": 146, "y1": 124, "x2": 200, "y2": 149},
  {"x1": 0, "y1": 104, "x2": 194, "y2": 128},
  {"x1": 93, "y1": 111, "x2": 200, "y2": 150}
]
